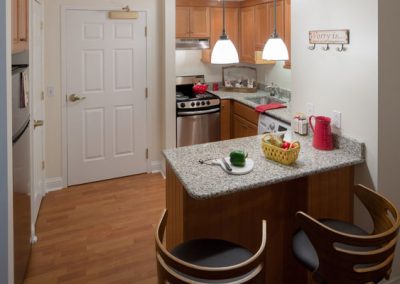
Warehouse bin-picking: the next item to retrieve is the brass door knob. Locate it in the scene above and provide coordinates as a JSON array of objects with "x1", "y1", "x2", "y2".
[
  {"x1": 34, "y1": 120, "x2": 44, "y2": 129},
  {"x1": 69, "y1": 94, "x2": 86, "y2": 102}
]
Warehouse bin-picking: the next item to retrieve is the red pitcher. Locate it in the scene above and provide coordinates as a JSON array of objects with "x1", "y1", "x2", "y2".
[{"x1": 309, "y1": 116, "x2": 333, "y2": 150}]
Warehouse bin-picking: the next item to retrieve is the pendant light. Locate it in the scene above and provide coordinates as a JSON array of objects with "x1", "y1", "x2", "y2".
[
  {"x1": 211, "y1": 0, "x2": 239, "y2": 64},
  {"x1": 262, "y1": 0, "x2": 289, "y2": 61}
]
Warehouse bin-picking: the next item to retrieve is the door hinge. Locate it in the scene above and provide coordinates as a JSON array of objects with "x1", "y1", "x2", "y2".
[
  {"x1": 146, "y1": 149, "x2": 149, "y2": 159},
  {"x1": 40, "y1": 21, "x2": 44, "y2": 30},
  {"x1": 145, "y1": 26, "x2": 147, "y2": 37},
  {"x1": 41, "y1": 160, "x2": 45, "y2": 170},
  {"x1": 145, "y1": 88, "x2": 148, "y2": 98},
  {"x1": 41, "y1": 91, "x2": 45, "y2": 101}
]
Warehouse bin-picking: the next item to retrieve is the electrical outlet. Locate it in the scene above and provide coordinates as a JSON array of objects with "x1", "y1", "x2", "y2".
[
  {"x1": 306, "y1": 103, "x2": 315, "y2": 116},
  {"x1": 332, "y1": 110, "x2": 341, "y2": 129}
]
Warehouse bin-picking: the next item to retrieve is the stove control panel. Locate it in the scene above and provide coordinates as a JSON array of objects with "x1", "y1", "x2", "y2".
[{"x1": 177, "y1": 99, "x2": 220, "y2": 110}]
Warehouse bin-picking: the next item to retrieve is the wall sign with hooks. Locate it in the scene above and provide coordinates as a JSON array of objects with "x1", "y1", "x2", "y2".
[{"x1": 308, "y1": 30, "x2": 350, "y2": 52}]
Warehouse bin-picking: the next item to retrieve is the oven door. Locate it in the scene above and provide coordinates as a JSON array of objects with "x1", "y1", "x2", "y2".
[{"x1": 177, "y1": 109, "x2": 220, "y2": 147}]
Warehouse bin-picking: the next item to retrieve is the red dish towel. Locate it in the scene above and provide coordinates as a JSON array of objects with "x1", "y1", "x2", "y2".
[{"x1": 255, "y1": 103, "x2": 287, "y2": 113}]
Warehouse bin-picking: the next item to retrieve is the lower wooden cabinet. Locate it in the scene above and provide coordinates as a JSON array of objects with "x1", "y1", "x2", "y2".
[
  {"x1": 232, "y1": 102, "x2": 259, "y2": 139},
  {"x1": 233, "y1": 114, "x2": 258, "y2": 138},
  {"x1": 220, "y1": 99, "x2": 232, "y2": 140}
]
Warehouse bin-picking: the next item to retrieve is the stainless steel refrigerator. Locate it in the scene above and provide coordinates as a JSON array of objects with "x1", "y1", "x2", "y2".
[{"x1": 12, "y1": 65, "x2": 31, "y2": 284}]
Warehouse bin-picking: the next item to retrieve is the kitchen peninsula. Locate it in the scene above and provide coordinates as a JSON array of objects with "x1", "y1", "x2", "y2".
[{"x1": 163, "y1": 134, "x2": 364, "y2": 283}]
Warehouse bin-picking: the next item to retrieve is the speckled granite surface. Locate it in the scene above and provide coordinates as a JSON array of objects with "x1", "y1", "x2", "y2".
[
  {"x1": 163, "y1": 133, "x2": 365, "y2": 200},
  {"x1": 209, "y1": 90, "x2": 292, "y2": 123}
]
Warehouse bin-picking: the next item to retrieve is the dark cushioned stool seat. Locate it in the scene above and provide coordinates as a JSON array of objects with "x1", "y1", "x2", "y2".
[
  {"x1": 170, "y1": 239, "x2": 255, "y2": 283},
  {"x1": 292, "y1": 219, "x2": 369, "y2": 272},
  {"x1": 171, "y1": 239, "x2": 253, "y2": 267}
]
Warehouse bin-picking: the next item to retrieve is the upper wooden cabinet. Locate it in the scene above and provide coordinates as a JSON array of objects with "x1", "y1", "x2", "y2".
[
  {"x1": 12, "y1": 0, "x2": 29, "y2": 54},
  {"x1": 240, "y1": 5, "x2": 275, "y2": 65},
  {"x1": 283, "y1": 0, "x2": 291, "y2": 69},
  {"x1": 176, "y1": 0, "x2": 291, "y2": 68},
  {"x1": 255, "y1": 4, "x2": 269, "y2": 51},
  {"x1": 239, "y1": 6, "x2": 255, "y2": 64},
  {"x1": 202, "y1": 7, "x2": 239, "y2": 63},
  {"x1": 176, "y1": 7, "x2": 210, "y2": 38}
]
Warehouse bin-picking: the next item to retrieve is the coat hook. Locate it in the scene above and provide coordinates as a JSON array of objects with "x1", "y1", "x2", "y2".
[
  {"x1": 308, "y1": 44, "x2": 316, "y2": 50},
  {"x1": 337, "y1": 44, "x2": 346, "y2": 52},
  {"x1": 122, "y1": 5, "x2": 130, "y2": 12},
  {"x1": 322, "y1": 44, "x2": 330, "y2": 51}
]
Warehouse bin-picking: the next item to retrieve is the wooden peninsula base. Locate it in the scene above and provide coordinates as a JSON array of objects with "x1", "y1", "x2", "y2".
[{"x1": 165, "y1": 163, "x2": 354, "y2": 284}]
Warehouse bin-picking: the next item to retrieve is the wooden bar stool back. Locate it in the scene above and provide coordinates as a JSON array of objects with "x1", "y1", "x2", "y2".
[
  {"x1": 292, "y1": 184, "x2": 400, "y2": 284},
  {"x1": 155, "y1": 209, "x2": 267, "y2": 284}
]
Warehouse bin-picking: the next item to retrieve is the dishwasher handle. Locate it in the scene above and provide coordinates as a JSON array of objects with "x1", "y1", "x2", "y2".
[{"x1": 177, "y1": 108, "x2": 220, "y2": 116}]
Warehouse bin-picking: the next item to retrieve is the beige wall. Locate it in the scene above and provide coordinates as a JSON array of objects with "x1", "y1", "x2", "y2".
[
  {"x1": 378, "y1": 0, "x2": 400, "y2": 279},
  {"x1": 44, "y1": 0, "x2": 163, "y2": 181},
  {"x1": 291, "y1": 0, "x2": 378, "y2": 187}
]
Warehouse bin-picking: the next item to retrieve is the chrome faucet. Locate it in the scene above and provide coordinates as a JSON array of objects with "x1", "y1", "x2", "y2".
[{"x1": 265, "y1": 82, "x2": 281, "y2": 97}]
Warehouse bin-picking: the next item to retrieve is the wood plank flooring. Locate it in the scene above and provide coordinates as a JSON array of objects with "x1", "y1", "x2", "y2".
[{"x1": 24, "y1": 173, "x2": 166, "y2": 284}]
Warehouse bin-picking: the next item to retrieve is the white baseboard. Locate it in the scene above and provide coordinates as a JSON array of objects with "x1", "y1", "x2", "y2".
[
  {"x1": 45, "y1": 177, "x2": 64, "y2": 193},
  {"x1": 150, "y1": 160, "x2": 162, "y2": 174}
]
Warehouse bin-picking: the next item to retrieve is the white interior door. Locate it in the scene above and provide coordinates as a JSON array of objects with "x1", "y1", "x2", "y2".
[
  {"x1": 31, "y1": 0, "x2": 45, "y2": 228},
  {"x1": 66, "y1": 10, "x2": 148, "y2": 186}
]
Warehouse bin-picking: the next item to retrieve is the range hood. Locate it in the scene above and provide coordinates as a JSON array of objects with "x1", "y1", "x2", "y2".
[{"x1": 176, "y1": 38, "x2": 210, "y2": 50}]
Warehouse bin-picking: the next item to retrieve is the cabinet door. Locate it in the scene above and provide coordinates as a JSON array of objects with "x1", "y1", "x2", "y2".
[
  {"x1": 283, "y1": 0, "x2": 291, "y2": 69},
  {"x1": 255, "y1": 4, "x2": 269, "y2": 51},
  {"x1": 190, "y1": 7, "x2": 210, "y2": 38},
  {"x1": 239, "y1": 6, "x2": 255, "y2": 64},
  {"x1": 233, "y1": 114, "x2": 258, "y2": 139},
  {"x1": 176, "y1": 7, "x2": 190, "y2": 38},
  {"x1": 267, "y1": 1, "x2": 285, "y2": 39},
  {"x1": 210, "y1": 7, "x2": 239, "y2": 50},
  {"x1": 202, "y1": 7, "x2": 239, "y2": 63},
  {"x1": 18, "y1": 0, "x2": 28, "y2": 42},
  {"x1": 12, "y1": 0, "x2": 19, "y2": 48},
  {"x1": 220, "y1": 100, "x2": 231, "y2": 140}
]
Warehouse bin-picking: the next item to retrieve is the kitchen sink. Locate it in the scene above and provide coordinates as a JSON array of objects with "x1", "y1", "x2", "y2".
[{"x1": 244, "y1": 96, "x2": 285, "y2": 105}]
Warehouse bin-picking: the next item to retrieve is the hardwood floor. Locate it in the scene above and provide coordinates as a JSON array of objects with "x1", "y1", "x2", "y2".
[{"x1": 24, "y1": 173, "x2": 166, "y2": 284}]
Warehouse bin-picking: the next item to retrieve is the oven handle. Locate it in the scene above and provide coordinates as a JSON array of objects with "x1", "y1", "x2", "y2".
[{"x1": 177, "y1": 108, "x2": 220, "y2": 116}]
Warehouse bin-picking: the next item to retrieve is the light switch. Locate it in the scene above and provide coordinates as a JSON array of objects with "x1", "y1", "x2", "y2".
[
  {"x1": 306, "y1": 103, "x2": 315, "y2": 116},
  {"x1": 332, "y1": 110, "x2": 341, "y2": 129}
]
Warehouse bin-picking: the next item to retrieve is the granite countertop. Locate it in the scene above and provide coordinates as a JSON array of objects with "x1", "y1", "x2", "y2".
[
  {"x1": 209, "y1": 90, "x2": 292, "y2": 123},
  {"x1": 163, "y1": 133, "x2": 365, "y2": 200}
]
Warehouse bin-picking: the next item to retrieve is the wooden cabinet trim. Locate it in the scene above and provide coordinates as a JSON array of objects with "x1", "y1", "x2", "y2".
[{"x1": 220, "y1": 99, "x2": 232, "y2": 140}]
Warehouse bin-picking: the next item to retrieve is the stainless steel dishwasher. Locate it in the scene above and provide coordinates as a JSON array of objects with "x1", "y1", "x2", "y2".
[{"x1": 176, "y1": 75, "x2": 220, "y2": 147}]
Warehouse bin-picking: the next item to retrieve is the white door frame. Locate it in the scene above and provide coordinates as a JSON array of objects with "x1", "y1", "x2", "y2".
[{"x1": 60, "y1": 5, "x2": 151, "y2": 188}]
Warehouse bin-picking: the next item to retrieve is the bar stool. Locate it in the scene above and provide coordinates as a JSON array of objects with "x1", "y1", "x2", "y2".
[
  {"x1": 292, "y1": 184, "x2": 400, "y2": 284},
  {"x1": 155, "y1": 209, "x2": 267, "y2": 284}
]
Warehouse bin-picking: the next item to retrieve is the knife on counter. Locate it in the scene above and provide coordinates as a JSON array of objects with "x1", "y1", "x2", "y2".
[{"x1": 221, "y1": 158, "x2": 232, "y2": 172}]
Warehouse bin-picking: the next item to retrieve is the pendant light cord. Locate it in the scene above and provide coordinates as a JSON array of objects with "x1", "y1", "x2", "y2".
[
  {"x1": 273, "y1": 0, "x2": 277, "y2": 37},
  {"x1": 221, "y1": 0, "x2": 227, "y2": 39}
]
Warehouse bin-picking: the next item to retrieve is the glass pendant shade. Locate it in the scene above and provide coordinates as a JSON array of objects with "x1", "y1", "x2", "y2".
[
  {"x1": 211, "y1": 38, "x2": 239, "y2": 64},
  {"x1": 262, "y1": 36, "x2": 289, "y2": 61}
]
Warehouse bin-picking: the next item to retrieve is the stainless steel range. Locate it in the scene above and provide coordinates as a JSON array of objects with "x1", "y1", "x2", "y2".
[{"x1": 176, "y1": 75, "x2": 220, "y2": 147}]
